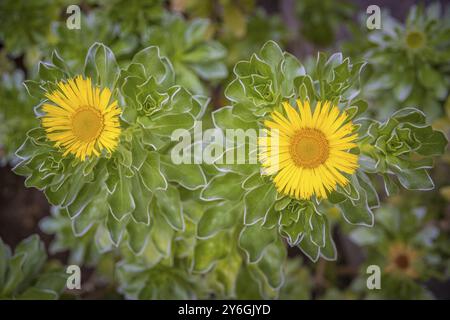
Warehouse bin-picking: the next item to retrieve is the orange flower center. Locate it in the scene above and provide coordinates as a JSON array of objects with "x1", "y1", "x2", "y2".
[{"x1": 289, "y1": 128, "x2": 329, "y2": 168}]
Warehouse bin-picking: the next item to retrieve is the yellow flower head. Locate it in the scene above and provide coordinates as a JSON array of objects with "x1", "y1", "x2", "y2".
[
  {"x1": 259, "y1": 100, "x2": 359, "y2": 200},
  {"x1": 41, "y1": 76, "x2": 121, "y2": 161},
  {"x1": 385, "y1": 242, "x2": 420, "y2": 279}
]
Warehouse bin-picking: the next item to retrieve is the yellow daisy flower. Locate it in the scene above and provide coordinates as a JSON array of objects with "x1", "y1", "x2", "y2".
[
  {"x1": 41, "y1": 76, "x2": 121, "y2": 161},
  {"x1": 259, "y1": 100, "x2": 358, "y2": 200}
]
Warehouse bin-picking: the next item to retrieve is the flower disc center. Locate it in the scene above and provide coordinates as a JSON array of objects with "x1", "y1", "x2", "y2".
[
  {"x1": 71, "y1": 108, "x2": 104, "y2": 142},
  {"x1": 289, "y1": 128, "x2": 329, "y2": 168}
]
